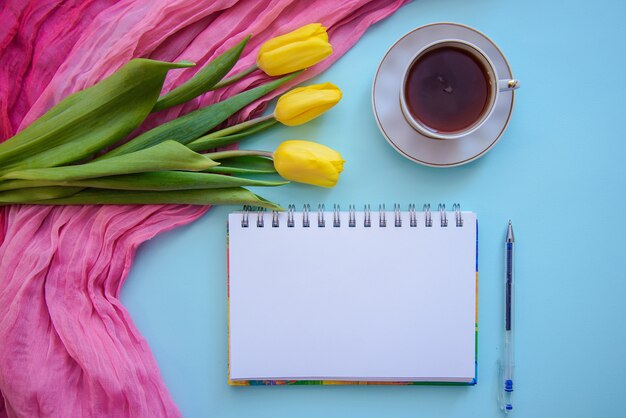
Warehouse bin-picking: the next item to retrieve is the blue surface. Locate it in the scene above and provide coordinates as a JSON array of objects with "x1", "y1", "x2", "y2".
[{"x1": 120, "y1": 0, "x2": 626, "y2": 417}]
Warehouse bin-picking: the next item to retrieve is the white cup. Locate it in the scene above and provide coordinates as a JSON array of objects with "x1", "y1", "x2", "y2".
[{"x1": 399, "y1": 39, "x2": 519, "y2": 140}]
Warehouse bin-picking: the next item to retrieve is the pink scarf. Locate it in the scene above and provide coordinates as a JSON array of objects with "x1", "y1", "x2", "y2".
[{"x1": 0, "y1": 1, "x2": 408, "y2": 416}]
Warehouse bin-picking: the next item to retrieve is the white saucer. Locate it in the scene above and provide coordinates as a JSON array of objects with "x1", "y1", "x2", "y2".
[{"x1": 372, "y1": 23, "x2": 516, "y2": 167}]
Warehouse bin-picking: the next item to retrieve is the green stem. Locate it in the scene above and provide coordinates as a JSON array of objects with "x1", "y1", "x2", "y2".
[
  {"x1": 204, "y1": 150, "x2": 273, "y2": 160},
  {"x1": 196, "y1": 114, "x2": 275, "y2": 141},
  {"x1": 187, "y1": 118, "x2": 277, "y2": 152},
  {"x1": 0, "y1": 188, "x2": 283, "y2": 210},
  {"x1": 211, "y1": 64, "x2": 259, "y2": 89}
]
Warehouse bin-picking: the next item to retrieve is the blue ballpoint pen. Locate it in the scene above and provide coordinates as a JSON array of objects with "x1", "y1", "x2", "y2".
[{"x1": 501, "y1": 221, "x2": 515, "y2": 413}]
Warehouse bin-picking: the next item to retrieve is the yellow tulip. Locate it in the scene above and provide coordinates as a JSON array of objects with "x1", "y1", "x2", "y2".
[
  {"x1": 273, "y1": 140, "x2": 345, "y2": 188},
  {"x1": 257, "y1": 23, "x2": 333, "y2": 76},
  {"x1": 274, "y1": 83, "x2": 342, "y2": 126}
]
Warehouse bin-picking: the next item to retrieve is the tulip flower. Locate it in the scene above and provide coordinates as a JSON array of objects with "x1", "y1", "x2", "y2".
[
  {"x1": 273, "y1": 140, "x2": 344, "y2": 188},
  {"x1": 274, "y1": 83, "x2": 342, "y2": 126},
  {"x1": 198, "y1": 140, "x2": 344, "y2": 188},
  {"x1": 211, "y1": 24, "x2": 331, "y2": 89},
  {"x1": 187, "y1": 83, "x2": 342, "y2": 151},
  {"x1": 257, "y1": 23, "x2": 333, "y2": 76}
]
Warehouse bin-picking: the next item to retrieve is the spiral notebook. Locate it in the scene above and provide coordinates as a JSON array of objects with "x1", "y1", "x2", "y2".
[{"x1": 227, "y1": 204, "x2": 478, "y2": 385}]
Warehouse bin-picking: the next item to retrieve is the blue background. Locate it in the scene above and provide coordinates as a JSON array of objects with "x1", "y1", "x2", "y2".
[{"x1": 121, "y1": 0, "x2": 626, "y2": 416}]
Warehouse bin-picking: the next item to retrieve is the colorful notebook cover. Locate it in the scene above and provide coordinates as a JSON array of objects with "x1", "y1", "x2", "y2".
[{"x1": 227, "y1": 205, "x2": 478, "y2": 386}]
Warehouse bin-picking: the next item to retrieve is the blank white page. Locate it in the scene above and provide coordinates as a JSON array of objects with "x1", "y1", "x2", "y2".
[{"x1": 228, "y1": 210, "x2": 477, "y2": 382}]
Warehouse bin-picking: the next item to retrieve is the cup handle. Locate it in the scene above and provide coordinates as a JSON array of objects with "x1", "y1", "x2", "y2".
[{"x1": 498, "y1": 79, "x2": 520, "y2": 92}]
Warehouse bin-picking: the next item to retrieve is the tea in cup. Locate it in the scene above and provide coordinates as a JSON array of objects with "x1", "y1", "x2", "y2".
[{"x1": 399, "y1": 39, "x2": 519, "y2": 140}]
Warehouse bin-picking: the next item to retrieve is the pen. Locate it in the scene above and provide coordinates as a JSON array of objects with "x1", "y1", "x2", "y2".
[{"x1": 501, "y1": 221, "x2": 515, "y2": 413}]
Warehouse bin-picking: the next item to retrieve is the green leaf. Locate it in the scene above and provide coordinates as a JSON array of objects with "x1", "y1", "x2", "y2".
[
  {"x1": 0, "y1": 188, "x2": 282, "y2": 209},
  {"x1": 204, "y1": 156, "x2": 277, "y2": 174},
  {"x1": 0, "y1": 180, "x2": 32, "y2": 192},
  {"x1": 0, "y1": 171, "x2": 286, "y2": 191},
  {"x1": 0, "y1": 59, "x2": 194, "y2": 172},
  {"x1": 187, "y1": 118, "x2": 278, "y2": 152},
  {"x1": 152, "y1": 36, "x2": 251, "y2": 112},
  {"x1": 2, "y1": 141, "x2": 218, "y2": 182},
  {"x1": 98, "y1": 72, "x2": 301, "y2": 159},
  {"x1": 0, "y1": 187, "x2": 84, "y2": 203}
]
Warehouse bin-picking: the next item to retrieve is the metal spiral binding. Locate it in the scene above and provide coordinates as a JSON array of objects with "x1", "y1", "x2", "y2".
[
  {"x1": 239, "y1": 203, "x2": 464, "y2": 228},
  {"x1": 409, "y1": 204, "x2": 417, "y2": 227},
  {"x1": 333, "y1": 204, "x2": 341, "y2": 227},
  {"x1": 453, "y1": 203, "x2": 463, "y2": 227},
  {"x1": 318, "y1": 204, "x2": 325, "y2": 227},
  {"x1": 348, "y1": 205, "x2": 356, "y2": 227},
  {"x1": 394, "y1": 203, "x2": 402, "y2": 227},
  {"x1": 423, "y1": 204, "x2": 432, "y2": 227},
  {"x1": 256, "y1": 208, "x2": 265, "y2": 227},
  {"x1": 302, "y1": 204, "x2": 310, "y2": 227},
  {"x1": 287, "y1": 204, "x2": 295, "y2": 227},
  {"x1": 364, "y1": 204, "x2": 371, "y2": 227},
  {"x1": 241, "y1": 205, "x2": 250, "y2": 227},
  {"x1": 438, "y1": 203, "x2": 448, "y2": 227}
]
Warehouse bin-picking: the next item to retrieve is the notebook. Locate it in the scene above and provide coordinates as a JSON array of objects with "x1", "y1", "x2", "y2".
[{"x1": 227, "y1": 203, "x2": 478, "y2": 385}]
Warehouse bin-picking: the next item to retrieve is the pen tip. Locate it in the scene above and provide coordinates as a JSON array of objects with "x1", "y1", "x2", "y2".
[{"x1": 506, "y1": 221, "x2": 515, "y2": 243}]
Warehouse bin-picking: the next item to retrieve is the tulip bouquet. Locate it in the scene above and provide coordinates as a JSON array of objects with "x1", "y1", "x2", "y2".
[{"x1": 0, "y1": 24, "x2": 344, "y2": 210}]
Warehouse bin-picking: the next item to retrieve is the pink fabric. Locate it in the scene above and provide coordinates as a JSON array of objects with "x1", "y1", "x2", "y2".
[
  {"x1": 0, "y1": 1, "x2": 409, "y2": 417},
  {"x1": 0, "y1": 0, "x2": 120, "y2": 141}
]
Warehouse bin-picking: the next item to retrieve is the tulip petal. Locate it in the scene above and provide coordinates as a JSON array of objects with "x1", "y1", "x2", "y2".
[
  {"x1": 256, "y1": 23, "x2": 332, "y2": 77},
  {"x1": 258, "y1": 38, "x2": 332, "y2": 76},
  {"x1": 274, "y1": 82, "x2": 342, "y2": 126},
  {"x1": 258, "y1": 23, "x2": 327, "y2": 57},
  {"x1": 273, "y1": 140, "x2": 344, "y2": 188}
]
